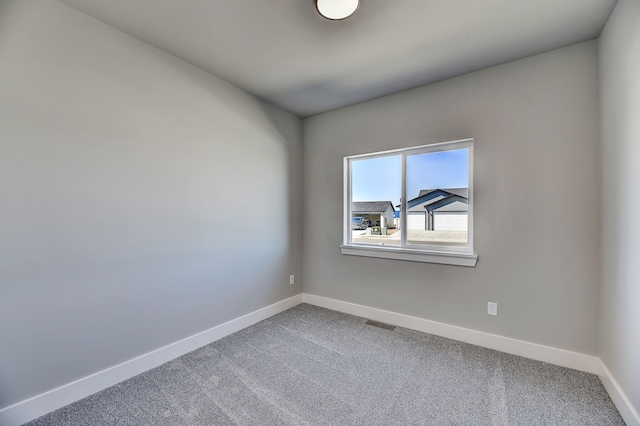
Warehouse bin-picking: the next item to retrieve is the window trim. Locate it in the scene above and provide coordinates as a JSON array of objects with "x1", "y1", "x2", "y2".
[{"x1": 341, "y1": 138, "x2": 478, "y2": 267}]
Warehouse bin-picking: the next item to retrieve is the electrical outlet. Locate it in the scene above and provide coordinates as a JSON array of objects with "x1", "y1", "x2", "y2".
[
  {"x1": 487, "y1": 302, "x2": 498, "y2": 316},
  {"x1": 289, "y1": 275, "x2": 295, "y2": 285}
]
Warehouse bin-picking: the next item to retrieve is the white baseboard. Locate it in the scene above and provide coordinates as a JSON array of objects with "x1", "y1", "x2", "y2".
[
  {"x1": 303, "y1": 294, "x2": 640, "y2": 424},
  {"x1": 4, "y1": 292, "x2": 636, "y2": 426},
  {"x1": 598, "y1": 360, "x2": 640, "y2": 426},
  {"x1": 0, "y1": 294, "x2": 304, "y2": 426},
  {"x1": 302, "y1": 293, "x2": 601, "y2": 374}
]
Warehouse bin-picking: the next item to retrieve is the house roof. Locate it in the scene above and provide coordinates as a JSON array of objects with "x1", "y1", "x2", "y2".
[
  {"x1": 352, "y1": 201, "x2": 395, "y2": 213},
  {"x1": 397, "y1": 188, "x2": 469, "y2": 209},
  {"x1": 426, "y1": 195, "x2": 468, "y2": 212},
  {"x1": 418, "y1": 188, "x2": 468, "y2": 199}
]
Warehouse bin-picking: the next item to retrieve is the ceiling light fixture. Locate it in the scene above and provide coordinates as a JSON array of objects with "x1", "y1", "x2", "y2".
[{"x1": 316, "y1": 0, "x2": 359, "y2": 21}]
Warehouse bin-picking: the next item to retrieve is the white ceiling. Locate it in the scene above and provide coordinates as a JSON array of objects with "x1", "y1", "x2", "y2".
[{"x1": 59, "y1": 0, "x2": 617, "y2": 117}]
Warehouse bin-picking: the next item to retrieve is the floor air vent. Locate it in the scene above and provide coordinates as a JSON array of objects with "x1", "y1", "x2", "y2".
[{"x1": 365, "y1": 319, "x2": 396, "y2": 331}]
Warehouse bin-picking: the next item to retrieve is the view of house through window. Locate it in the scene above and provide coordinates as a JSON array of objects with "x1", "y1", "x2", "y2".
[
  {"x1": 405, "y1": 148, "x2": 469, "y2": 247},
  {"x1": 347, "y1": 139, "x2": 472, "y2": 253}
]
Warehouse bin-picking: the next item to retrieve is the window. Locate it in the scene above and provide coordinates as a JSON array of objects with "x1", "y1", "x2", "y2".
[{"x1": 342, "y1": 138, "x2": 477, "y2": 267}]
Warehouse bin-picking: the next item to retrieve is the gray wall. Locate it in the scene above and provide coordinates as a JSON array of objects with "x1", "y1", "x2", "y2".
[
  {"x1": 303, "y1": 42, "x2": 601, "y2": 355},
  {"x1": 599, "y1": 0, "x2": 640, "y2": 415},
  {"x1": 0, "y1": 0, "x2": 302, "y2": 409}
]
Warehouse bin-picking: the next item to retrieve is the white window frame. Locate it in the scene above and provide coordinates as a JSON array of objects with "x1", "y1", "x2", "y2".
[{"x1": 341, "y1": 138, "x2": 478, "y2": 267}]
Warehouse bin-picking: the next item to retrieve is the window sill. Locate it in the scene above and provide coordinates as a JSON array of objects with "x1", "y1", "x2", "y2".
[{"x1": 340, "y1": 244, "x2": 478, "y2": 267}]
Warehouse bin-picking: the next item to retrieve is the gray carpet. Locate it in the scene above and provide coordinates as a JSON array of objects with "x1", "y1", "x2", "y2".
[{"x1": 25, "y1": 304, "x2": 624, "y2": 425}]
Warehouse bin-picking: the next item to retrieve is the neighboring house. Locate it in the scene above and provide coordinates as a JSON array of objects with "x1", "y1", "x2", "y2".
[
  {"x1": 397, "y1": 188, "x2": 468, "y2": 231},
  {"x1": 352, "y1": 201, "x2": 395, "y2": 228}
]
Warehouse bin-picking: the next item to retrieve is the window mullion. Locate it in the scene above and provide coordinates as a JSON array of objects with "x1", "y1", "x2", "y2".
[
  {"x1": 401, "y1": 152, "x2": 407, "y2": 248},
  {"x1": 344, "y1": 158, "x2": 352, "y2": 245}
]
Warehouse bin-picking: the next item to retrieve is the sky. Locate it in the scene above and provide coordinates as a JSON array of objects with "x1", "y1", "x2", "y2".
[{"x1": 351, "y1": 148, "x2": 468, "y2": 207}]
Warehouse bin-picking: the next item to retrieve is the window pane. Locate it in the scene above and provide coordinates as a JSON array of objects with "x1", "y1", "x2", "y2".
[
  {"x1": 405, "y1": 148, "x2": 469, "y2": 247},
  {"x1": 351, "y1": 155, "x2": 401, "y2": 247}
]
